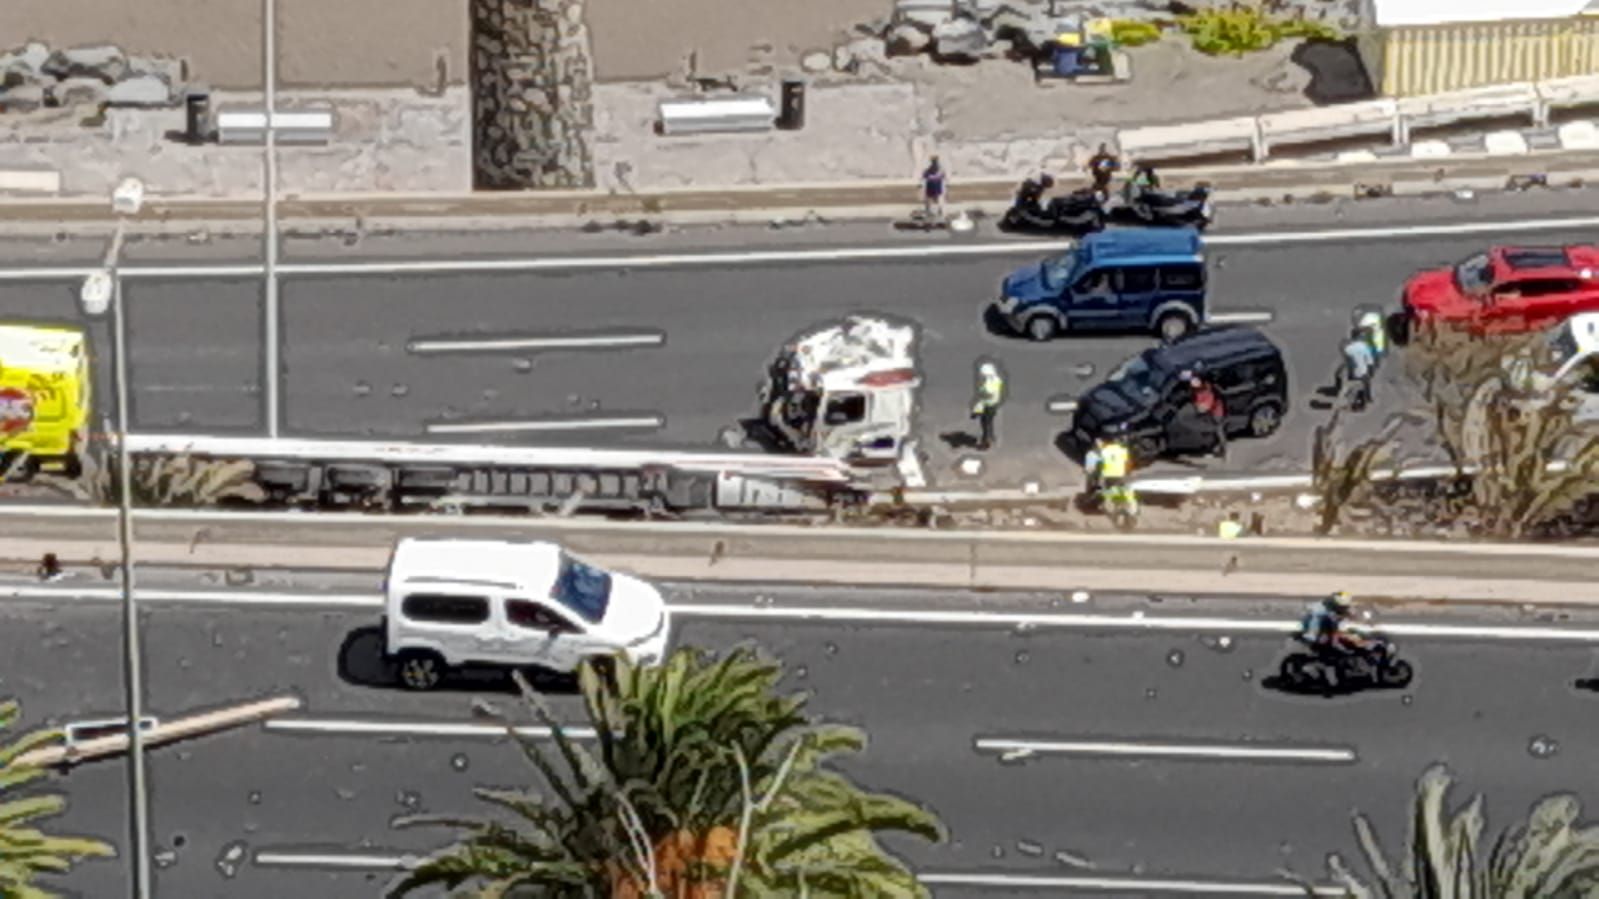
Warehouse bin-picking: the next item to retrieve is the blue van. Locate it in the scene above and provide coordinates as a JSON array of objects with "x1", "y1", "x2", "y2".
[{"x1": 995, "y1": 228, "x2": 1207, "y2": 342}]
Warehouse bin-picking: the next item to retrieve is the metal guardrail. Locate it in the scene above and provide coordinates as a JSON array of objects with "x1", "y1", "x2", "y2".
[
  {"x1": 217, "y1": 107, "x2": 336, "y2": 146},
  {"x1": 1119, "y1": 75, "x2": 1599, "y2": 163},
  {"x1": 657, "y1": 95, "x2": 776, "y2": 136}
]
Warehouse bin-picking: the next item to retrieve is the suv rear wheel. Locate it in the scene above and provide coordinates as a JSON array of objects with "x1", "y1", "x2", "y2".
[
  {"x1": 1156, "y1": 312, "x2": 1193, "y2": 343},
  {"x1": 1025, "y1": 314, "x2": 1060, "y2": 341},
  {"x1": 1248, "y1": 401, "x2": 1284, "y2": 438},
  {"x1": 397, "y1": 650, "x2": 445, "y2": 691}
]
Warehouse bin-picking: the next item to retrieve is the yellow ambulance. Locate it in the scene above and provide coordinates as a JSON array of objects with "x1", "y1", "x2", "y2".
[{"x1": 0, "y1": 323, "x2": 91, "y2": 477}]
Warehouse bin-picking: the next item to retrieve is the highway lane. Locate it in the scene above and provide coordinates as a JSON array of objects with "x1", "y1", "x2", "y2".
[
  {"x1": 11, "y1": 583, "x2": 1599, "y2": 896},
  {"x1": 2, "y1": 217, "x2": 1596, "y2": 488}
]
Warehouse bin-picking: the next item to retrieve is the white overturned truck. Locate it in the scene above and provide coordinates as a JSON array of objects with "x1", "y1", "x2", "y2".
[{"x1": 117, "y1": 434, "x2": 866, "y2": 518}]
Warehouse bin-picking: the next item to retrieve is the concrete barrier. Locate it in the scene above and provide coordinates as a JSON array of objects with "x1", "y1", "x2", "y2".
[
  {"x1": 657, "y1": 95, "x2": 776, "y2": 136},
  {"x1": 1410, "y1": 139, "x2": 1451, "y2": 157},
  {"x1": 0, "y1": 168, "x2": 62, "y2": 194},
  {"x1": 1256, "y1": 99, "x2": 1398, "y2": 158},
  {"x1": 1116, "y1": 116, "x2": 1260, "y2": 161},
  {"x1": 217, "y1": 107, "x2": 336, "y2": 146},
  {"x1": 1559, "y1": 120, "x2": 1599, "y2": 150},
  {"x1": 1484, "y1": 130, "x2": 1529, "y2": 155}
]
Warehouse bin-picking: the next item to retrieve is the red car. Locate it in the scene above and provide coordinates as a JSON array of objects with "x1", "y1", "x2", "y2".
[{"x1": 1399, "y1": 244, "x2": 1599, "y2": 338}]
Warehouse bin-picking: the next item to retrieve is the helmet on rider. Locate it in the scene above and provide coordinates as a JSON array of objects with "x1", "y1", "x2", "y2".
[
  {"x1": 1324, "y1": 591, "x2": 1352, "y2": 614},
  {"x1": 1039, "y1": 173, "x2": 1056, "y2": 189}
]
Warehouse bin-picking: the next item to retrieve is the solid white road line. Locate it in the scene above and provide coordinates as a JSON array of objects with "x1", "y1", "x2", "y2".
[
  {"x1": 1207, "y1": 311, "x2": 1274, "y2": 324},
  {"x1": 265, "y1": 718, "x2": 596, "y2": 739},
  {"x1": 408, "y1": 333, "x2": 663, "y2": 353},
  {"x1": 9, "y1": 586, "x2": 1599, "y2": 643},
  {"x1": 3, "y1": 214, "x2": 1599, "y2": 282},
  {"x1": 918, "y1": 873, "x2": 1343, "y2": 896},
  {"x1": 975, "y1": 737, "x2": 1356, "y2": 763},
  {"x1": 254, "y1": 852, "x2": 412, "y2": 870},
  {"x1": 424, "y1": 415, "x2": 664, "y2": 435},
  {"x1": 0, "y1": 585, "x2": 383, "y2": 607},
  {"x1": 248, "y1": 852, "x2": 1340, "y2": 894}
]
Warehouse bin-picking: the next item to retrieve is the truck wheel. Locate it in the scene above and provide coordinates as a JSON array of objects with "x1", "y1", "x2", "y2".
[
  {"x1": 397, "y1": 650, "x2": 445, "y2": 691},
  {"x1": 1248, "y1": 401, "x2": 1284, "y2": 438},
  {"x1": 1025, "y1": 315, "x2": 1060, "y2": 342},
  {"x1": 1156, "y1": 312, "x2": 1193, "y2": 343}
]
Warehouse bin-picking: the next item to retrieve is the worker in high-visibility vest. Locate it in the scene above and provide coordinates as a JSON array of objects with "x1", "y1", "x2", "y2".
[
  {"x1": 972, "y1": 361, "x2": 1005, "y2": 450},
  {"x1": 1097, "y1": 433, "x2": 1130, "y2": 485},
  {"x1": 1358, "y1": 311, "x2": 1387, "y2": 367}
]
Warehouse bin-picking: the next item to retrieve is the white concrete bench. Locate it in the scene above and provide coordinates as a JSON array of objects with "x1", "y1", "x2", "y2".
[
  {"x1": 657, "y1": 95, "x2": 776, "y2": 136},
  {"x1": 1256, "y1": 99, "x2": 1398, "y2": 157},
  {"x1": 1396, "y1": 83, "x2": 1539, "y2": 141},
  {"x1": 1117, "y1": 115, "x2": 1260, "y2": 161},
  {"x1": 217, "y1": 107, "x2": 336, "y2": 145},
  {"x1": 0, "y1": 168, "x2": 61, "y2": 194},
  {"x1": 1559, "y1": 120, "x2": 1599, "y2": 150}
]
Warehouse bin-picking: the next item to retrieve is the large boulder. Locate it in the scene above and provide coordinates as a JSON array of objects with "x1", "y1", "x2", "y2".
[
  {"x1": 885, "y1": 23, "x2": 933, "y2": 55},
  {"x1": 834, "y1": 36, "x2": 889, "y2": 73},
  {"x1": 106, "y1": 74, "x2": 173, "y2": 107},
  {"x1": 932, "y1": 17, "x2": 989, "y2": 61},
  {"x1": 0, "y1": 83, "x2": 46, "y2": 113},
  {"x1": 48, "y1": 76, "x2": 109, "y2": 108},
  {"x1": 126, "y1": 54, "x2": 186, "y2": 88},
  {"x1": 43, "y1": 45, "x2": 127, "y2": 83},
  {"x1": 0, "y1": 42, "x2": 50, "y2": 79}
]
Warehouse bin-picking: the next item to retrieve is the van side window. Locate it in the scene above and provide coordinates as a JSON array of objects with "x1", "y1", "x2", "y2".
[
  {"x1": 1159, "y1": 265, "x2": 1204, "y2": 290},
  {"x1": 824, "y1": 394, "x2": 867, "y2": 425},
  {"x1": 1074, "y1": 269, "x2": 1107, "y2": 293},
  {"x1": 506, "y1": 599, "x2": 579, "y2": 635},
  {"x1": 402, "y1": 594, "x2": 489, "y2": 624},
  {"x1": 1116, "y1": 267, "x2": 1157, "y2": 294}
]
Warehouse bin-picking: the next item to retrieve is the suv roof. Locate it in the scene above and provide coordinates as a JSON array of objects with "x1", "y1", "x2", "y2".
[
  {"x1": 1493, "y1": 244, "x2": 1599, "y2": 276},
  {"x1": 388, "y1": 538, "x2": 560, "y2": 597},
  {"x1": 1080, "y1": 227, "x2": 1203, "y2": 265}
]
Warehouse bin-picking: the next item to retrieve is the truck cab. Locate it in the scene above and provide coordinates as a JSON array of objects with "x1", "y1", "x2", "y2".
[
  {"x1": 995, "y1": 227, "x2": 1207, "y2": 342},
  {"x1": 0, "y1": 324, "x2": 91, "y2": 478},
  {"x1": 1508, "y1": 312, "x2": 1599, "y2": 423},
  {"x1": 761, "y1": 317, "x2": 920, "y2": 465}
]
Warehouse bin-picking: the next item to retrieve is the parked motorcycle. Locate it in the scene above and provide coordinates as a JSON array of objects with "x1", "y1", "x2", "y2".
[
  {"x1": 1278, "y1": 630, "x2": 1413, "y2": 693},
  {"x1": 1000, "y1": 183, "x2": 1106, "y2": 234},
  {"x1": 1118, "y1": 184, "x2": 1214, "y2": 231}
]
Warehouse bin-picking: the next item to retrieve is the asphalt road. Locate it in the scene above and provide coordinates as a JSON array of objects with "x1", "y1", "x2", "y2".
[
  {"x1": 11, "y1": 578, "x2": 1599, "y2": 897},
  {"x1": 2, "y1": 193, "x2": 1597, "y2": 489}
]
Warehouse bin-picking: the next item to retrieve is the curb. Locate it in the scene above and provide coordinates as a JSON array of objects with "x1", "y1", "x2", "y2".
[{"x1": 2, "y1": 149, "x2": 1596, "y2": 237}]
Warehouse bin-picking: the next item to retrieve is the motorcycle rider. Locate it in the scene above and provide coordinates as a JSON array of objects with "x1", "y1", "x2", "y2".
[
  {"x1": 1300, "y1": 592, "x2": 1368, "y2": 657},
  {"x1": 1015, "y1": 172, "x2": 1056, "y2": 209},
  {"x1": 1087, "y1": 143, "x2": 1121, "y2": 194},
  {"x1": 1122, "y1": 161, "x2": 1160, "y2": 206}
]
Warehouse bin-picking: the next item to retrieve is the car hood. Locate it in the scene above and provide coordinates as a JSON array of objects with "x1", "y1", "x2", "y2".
[
  {"x1": 598, "y1": 573, "x2": 668, "y2": 643},
  {"x1": 1075, "y1": 382, "x2": 1143, "y2": 431},
  {"x1": 1003, "y1": 264, "x2": 1054, "y2": 303},
  {"x1": 1404, "y1": 268, "x2": 1474, "y2": 316}
]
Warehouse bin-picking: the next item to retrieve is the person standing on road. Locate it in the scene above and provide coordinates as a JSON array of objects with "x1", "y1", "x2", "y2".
[
  {"x1": 972, "y1": 361, "x2": 1005, "y2": 450},
  {"x1": 1358, "y1": 311, "x2": 1387, "y2": 369},
  {"x1": 1087, "y1": 143, "x2": 1120, "y2": 195},
  {"x1": 921, "y1": 156, "x2": 947, "y2": 220},
  {"x1": 1335, "y1": 329, "x2": 1376, "y2": 411},
  {"x1": 1187, "y1": 371, "x2": 1226, "y2": 458}
]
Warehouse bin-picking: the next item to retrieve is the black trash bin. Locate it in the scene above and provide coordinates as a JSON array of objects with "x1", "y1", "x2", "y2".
[
  {"x1": 778, "y1": 78, "x2": 805, "y2": 130},
  {"x1": 184, "y1": 86, "x2": 211, "y2": 144}
]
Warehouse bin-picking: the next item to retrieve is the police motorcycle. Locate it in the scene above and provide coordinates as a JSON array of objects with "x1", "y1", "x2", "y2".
[
  {"x1": 999, "y1": 174, "x2": 1107, "y2": 235},
  {"x1": 1278, "y1": 610, "x2": 1413, "y2": 693},
  {"x1": 1112, "y1": 166, "x2": 1214, "y2": 231}
]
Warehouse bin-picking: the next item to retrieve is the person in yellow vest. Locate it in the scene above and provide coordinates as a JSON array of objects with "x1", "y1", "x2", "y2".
[
  {"x1": 972, "y1": 361, "x2": 1005, "y2": 450},
  {"x1": 1218, "y1": 511, "x2": 1244, "y2": 539}
]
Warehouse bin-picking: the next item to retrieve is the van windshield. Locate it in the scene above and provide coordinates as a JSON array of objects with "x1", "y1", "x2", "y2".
[
  {"x1": 1040, "y1": 250, "x2": 1079, "y2": 291},
  {"x1": 1109, "y1": 351, "x2": 1169, "y2": 396},
  {"x1": 553, "y1": 554, "x2": 612, "y2": 624}
]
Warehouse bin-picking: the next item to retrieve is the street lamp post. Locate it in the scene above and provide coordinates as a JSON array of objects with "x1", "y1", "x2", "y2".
[
  {"x1": 263, "y1": 0, "x2": 280, "y2": 438},
  {"x1": 80, "y1": 175, "x2": 152, "y2": 899}
]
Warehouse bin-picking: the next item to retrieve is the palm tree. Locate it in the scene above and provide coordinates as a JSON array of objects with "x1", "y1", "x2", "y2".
[
  {"x1": 0, "y1": 699, "x2": 117, "y2": 897},
  {"x1": 390, "y1": 645, "x2": 945, "y2": 898},
  {"x1": 1325, "y1": 763, "x2": 1599, "y2": 897}
]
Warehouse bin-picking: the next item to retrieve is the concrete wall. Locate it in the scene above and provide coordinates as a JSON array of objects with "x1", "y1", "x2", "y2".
[
  {"x1": 5, "y1": 0, "x2": 891, "y2": 87},
  {"x1": 4, "y1": 0, "x2": 469, "y2": 89}
]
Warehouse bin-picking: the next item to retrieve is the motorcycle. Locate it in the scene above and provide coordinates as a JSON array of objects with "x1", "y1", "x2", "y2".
[
  {"x1": 1118, "y1": 184, "x2": 1214, "y2": 231},
  {"x1": 1000, "y1": 185, "x2": 1106, "y2": 235},
  {"x1": 1278, "y1": 629, "x2": 1413, "y2": 693}
]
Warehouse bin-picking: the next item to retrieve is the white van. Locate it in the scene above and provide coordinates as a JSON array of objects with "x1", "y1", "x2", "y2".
[{"x1": 382, "y1": 538, "x2": 671, "y2": 690}]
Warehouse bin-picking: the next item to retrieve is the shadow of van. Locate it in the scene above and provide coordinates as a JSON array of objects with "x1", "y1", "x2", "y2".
[{"x1": 335, "y1": 626, "x2": 579, "y2": 695}]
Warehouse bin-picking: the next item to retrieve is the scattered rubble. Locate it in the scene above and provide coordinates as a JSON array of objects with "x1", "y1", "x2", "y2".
[{"x1": 0, "y1": 41, "x2": 185, "y2": 115}]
